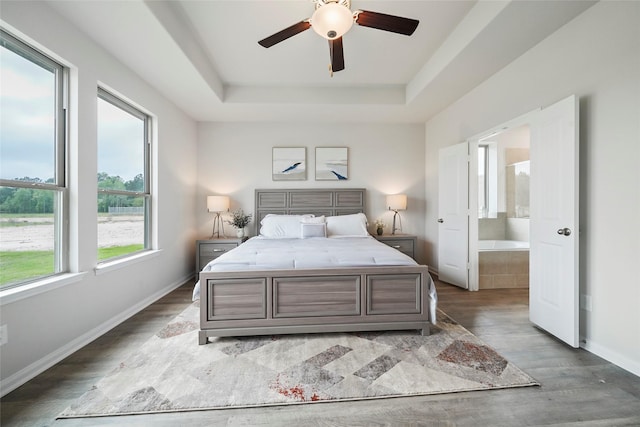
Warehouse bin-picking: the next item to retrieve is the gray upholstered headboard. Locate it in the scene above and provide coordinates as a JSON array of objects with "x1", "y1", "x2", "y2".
[{"x1": 254, "y1": 188, "x2": 366, "y2": 235}]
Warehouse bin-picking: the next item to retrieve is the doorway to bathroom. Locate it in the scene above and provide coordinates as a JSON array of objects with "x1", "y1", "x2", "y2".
[
  {"x1": 475, "y1": 124, "x2": 530, "y2": 291},
  {"x1": 438, "y1": 95, "x2": 580, "y2": 347},
  {"x1": 466, "y1": 111, "x2": 536, "y2": 295}
]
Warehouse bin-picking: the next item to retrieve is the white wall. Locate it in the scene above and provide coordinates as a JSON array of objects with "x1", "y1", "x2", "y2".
[
  {"x1": 424, "y1": 1, "x2": 640, "y2": 375},
  {"x1": 0, "y1": 2, "x2": 198, "y2": 393},
  {"x1": 197, "y1": 122, "x2": 426, "y2": 262}
]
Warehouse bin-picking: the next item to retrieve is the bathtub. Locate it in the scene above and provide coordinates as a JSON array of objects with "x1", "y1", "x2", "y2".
[
  {"x1": 478, "y1": 239, "x2": 529, "y2": 251},
  {"x1": 478, "y1": 240, "x2": 529, "y2": 289}
]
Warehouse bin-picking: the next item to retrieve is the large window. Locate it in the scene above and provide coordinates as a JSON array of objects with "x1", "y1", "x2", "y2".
[
  {"x1": 97, "y1": 89, "x2": 150, "y2": 261},
  {"x1": 0, "y1": 30, "x2": 67, "y2": 289}
]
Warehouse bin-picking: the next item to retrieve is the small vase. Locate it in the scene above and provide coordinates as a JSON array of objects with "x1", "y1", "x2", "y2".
[
  {"x1": 236, "y1": 228, "x2": 245, "y2": 238},
  {"x1": 376, "y1": 227, "x2": 383, "y2": 236}
]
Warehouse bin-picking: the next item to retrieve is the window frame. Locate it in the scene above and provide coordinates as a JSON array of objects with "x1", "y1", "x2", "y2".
[
  {"x1": 96, "y1": 88, "x2": 151, "y2": 262},
  {"x1": 0, "y1": 29, "x2": 68, "y2": 288}
]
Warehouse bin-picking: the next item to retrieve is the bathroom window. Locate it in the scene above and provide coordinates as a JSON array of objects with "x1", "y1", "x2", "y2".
[
  {"x1": 478, "y1": 145, "x2": 488, "y2": 217},
  {"x1": 506, "y1": 160, "x2": 530, "y2": 218},
  {"x1": 478, "y1": 142, "x2": 498, "y2": 218}
]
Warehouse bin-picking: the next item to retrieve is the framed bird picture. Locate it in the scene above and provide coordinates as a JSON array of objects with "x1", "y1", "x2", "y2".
[
  {"x1": 272, "y1": 147, "x2": 306, "y2": 181},
  {"x1": 315, "y1": 147, "x2": 348, "y2": 181}
]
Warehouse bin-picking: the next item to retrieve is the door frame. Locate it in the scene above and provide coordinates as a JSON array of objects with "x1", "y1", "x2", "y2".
[{"x1": 467, "y1": 109, "x2": 540, "y2": 291}]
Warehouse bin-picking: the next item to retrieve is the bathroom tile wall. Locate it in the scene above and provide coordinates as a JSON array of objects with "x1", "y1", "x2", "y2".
[
  {"x1": 479, "y1": 250, "x2": 529, "y2": 289},
  {"x1": 506, "y1": 218, "x2": 530, "y2": 242},
  {"x1": 478, "y1": 212, "x2": 507, "y2": 240}
]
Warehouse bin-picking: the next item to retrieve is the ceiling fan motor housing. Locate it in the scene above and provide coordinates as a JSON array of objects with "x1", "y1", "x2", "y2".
[{"x1": 311, "y1": 0, "x2": 354, "y2": 40}]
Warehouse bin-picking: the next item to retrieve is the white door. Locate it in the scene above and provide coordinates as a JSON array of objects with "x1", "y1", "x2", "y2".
[
  {"x1": 530, "y1": 95, "x2": 580, "y2": 347},
  {"x1": 438, "y1": 142, "x2": 469, "y2": 289}
]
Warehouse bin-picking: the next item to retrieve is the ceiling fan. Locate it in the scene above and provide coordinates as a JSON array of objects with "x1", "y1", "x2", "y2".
[{"x1": 258, "y1": 0, "x2": 419, "y2": 75}]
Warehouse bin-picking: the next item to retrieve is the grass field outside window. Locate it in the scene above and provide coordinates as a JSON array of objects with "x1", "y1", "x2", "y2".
[
  {"x1": 1, "y1": 213, "x2": 145, "y2": 288},
  {"x1": 0, "y1": 245, "x2": 145, "y2": 287}
]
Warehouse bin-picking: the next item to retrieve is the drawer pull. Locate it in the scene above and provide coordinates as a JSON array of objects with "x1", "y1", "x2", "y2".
[
  {"x1": 212, "y1": 249, "x2": 225, "y2": 252},
  {"x1": 391, "y1": 245, "x2": 401, "y2": 249}
]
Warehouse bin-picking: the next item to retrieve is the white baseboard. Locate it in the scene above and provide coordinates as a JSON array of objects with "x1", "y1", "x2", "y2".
[
  {"x1": 0, "y1": 273, "x2": 192, "y2": 397},
  {"x1": 580, "y1": 338, "x2": 640, "y2": 378}
]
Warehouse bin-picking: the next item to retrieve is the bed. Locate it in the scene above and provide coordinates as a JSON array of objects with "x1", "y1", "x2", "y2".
[{"x1": 196, "y1": 188, "x2": 435, "y2": 345}]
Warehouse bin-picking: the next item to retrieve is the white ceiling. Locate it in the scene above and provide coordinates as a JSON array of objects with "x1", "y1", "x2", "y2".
[{"x1": 46, "y1": 0, "x2": 596, "y2": 123}]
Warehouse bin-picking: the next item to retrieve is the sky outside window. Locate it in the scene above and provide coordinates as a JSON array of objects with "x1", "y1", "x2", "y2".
[
  {"x1": 0, "y1": 44, "x2": 55, "y2": 182},
  {"x1": 97, "y1": 97, "x2": 145, "y2": 185},
  {"x1": 1, "y1": 43, "x2": 145, "y2": 184}
]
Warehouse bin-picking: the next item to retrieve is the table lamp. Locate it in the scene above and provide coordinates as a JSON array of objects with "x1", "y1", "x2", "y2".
[
  {"x1": 386, "y1": 194, "x2": 407, "y2": 235},
  {"x1": 207, "y1": 195, "x2": 229, "y2": 238}
]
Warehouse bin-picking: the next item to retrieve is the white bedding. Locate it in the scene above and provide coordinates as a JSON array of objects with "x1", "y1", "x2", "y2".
[
  {"x1": 192, "y1": 236, "x2": 437, "y2": 323},
  {"x1": 213, "y1": 235, "x2": 415, "y2": 268}
]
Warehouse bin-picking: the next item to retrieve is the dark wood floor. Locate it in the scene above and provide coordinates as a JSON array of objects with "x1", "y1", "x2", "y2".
[{"x1": 2, "y1": 279, "x2": 640, "y2": 426}]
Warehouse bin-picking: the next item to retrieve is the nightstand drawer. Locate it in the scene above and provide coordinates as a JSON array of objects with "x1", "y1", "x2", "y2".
[
  {"x1": 196, "y1": 239, "x2": 242, "y2": 281},
  {"x1": 199, "y1": 243, "x2": 237, "y2": 257},
  {"x1": 374, "y1": 234, "x2": 417, "y2": 260},
  {"x1": 382, "y1": 239, "x2": 414, "y2": 256}
]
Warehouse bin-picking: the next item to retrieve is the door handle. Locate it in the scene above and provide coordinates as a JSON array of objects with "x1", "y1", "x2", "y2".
[
  {"x1": 557, "y1": 227, "x2": 571, "y2": 236},
  {"x1": 438, "y1": 218, "x2": 444, "y2": 223}
]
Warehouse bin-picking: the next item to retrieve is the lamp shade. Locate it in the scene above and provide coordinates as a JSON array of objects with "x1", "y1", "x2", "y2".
[
  {"x1": 207, "y1": 195, "x2": 229, "y2": 213},
  {"x1": 311, "y1": 3, "x2": 354, "y2": 40},
  {"x1": 387, "y1": 194, "x2": 407, "y2": 211}
]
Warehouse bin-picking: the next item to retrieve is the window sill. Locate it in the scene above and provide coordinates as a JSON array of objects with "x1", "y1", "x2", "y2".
[
  {"x1": 94, "y1": 249, "x2": 162, "y2": 276},
  {"x1": 0, "y1": 272, "x2": 88, "y2": 306}
]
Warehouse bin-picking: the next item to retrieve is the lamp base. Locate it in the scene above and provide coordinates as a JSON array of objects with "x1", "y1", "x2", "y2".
[
  {"x1": 210, "y1": 212, "x2": 225, "y2": 238},
  {"x1": 391, "y1": 210, "x2": 403, "y2": 235}
]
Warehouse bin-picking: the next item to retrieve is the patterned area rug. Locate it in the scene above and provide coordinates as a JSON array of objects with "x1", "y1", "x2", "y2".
[{"x1": 59, "y1": 302, "x2": 538, "y2": 418}]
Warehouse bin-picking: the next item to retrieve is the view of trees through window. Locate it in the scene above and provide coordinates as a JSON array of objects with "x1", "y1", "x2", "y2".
[
  {"x1": 0, "y1": 169, "x2": 146, "y2": 286},
  {"x1": 96, "y1": 90, "x2": 150, "y2": 261}
]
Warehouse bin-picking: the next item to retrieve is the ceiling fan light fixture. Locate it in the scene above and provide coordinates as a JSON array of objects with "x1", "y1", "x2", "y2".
[{"x1": 311, "y1": 3, "x2": 354, "y2": 40}]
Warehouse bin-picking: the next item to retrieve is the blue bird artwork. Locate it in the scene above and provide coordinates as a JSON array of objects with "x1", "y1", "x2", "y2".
[
  {"x1": 331, "y1": 170, "x2": 347, "y2": 180},
  {"x1": 281, "y1": 162, "x2": 302, "y2": 173}
]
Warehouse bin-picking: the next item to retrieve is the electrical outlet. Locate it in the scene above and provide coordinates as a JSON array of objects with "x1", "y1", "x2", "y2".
[
  {"x1": 580, "y1": 294, "x2": 592, "y2": 312},
  {"x1": 0, "y1": 324, "x2": 7, "y2": 346}
]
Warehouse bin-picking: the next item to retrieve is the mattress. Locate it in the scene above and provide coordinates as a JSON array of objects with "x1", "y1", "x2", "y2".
[{"x1": 213, "y1": 235, "x2": 415, "y2": 268}]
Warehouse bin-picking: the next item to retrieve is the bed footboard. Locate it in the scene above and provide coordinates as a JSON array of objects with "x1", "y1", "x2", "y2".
[{"x1": 198, "y1": 265, "x2": 431, "y2": 344}]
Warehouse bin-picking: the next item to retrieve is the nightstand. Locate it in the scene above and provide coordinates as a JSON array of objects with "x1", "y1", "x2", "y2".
[
  {"x1": 374, "y1": 234, "x2": 417, "y2": 260},
  {"x1": 195, "y1": 238, "x2": 242, "y2": 280}
]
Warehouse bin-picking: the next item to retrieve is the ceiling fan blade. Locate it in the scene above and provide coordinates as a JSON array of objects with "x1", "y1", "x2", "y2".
[
  {"x1": 329, "y1": 37, "x2": 345, "y2": 72},
  {"x1": 258, "y1": 20, "x2": 311, "y2": 48},
  {"x1": 355, "y1": 10, "x2": 419, "y2": 36}
]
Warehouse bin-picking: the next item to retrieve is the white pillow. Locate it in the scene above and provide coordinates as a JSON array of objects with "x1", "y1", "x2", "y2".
[
  {"x1": 326, "y1": 213, "x2": 369, "y2": 237},
  {"x1": 259, "y1": 214, "x2": 314, "y2": 238},
  {"x1": 301, "y1": 216, "x2": 325, "y2": 224},
  {"x1": 301, "y1": 222, "x2": 327, "y2": 238}
]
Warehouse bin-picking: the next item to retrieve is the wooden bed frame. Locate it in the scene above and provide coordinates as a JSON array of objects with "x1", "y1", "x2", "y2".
[{"x1": 198, "y1": 188, "x2": 431, "y2": 344}]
